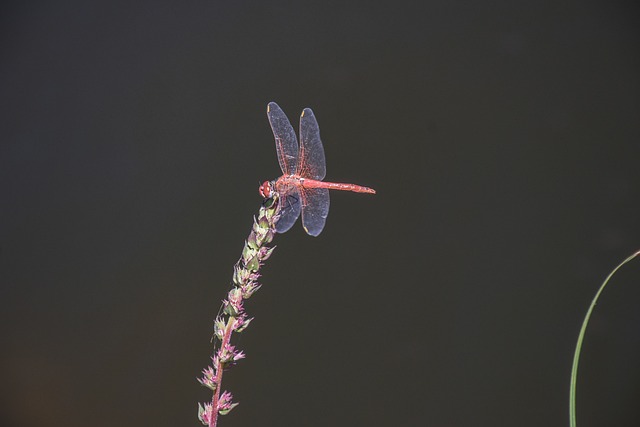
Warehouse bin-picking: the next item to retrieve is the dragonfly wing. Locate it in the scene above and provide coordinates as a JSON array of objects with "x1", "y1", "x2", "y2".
[
  {"x1": 267, "y1": 102, "x2": 298, "y2": 175},
  {"x1": 275, "y1": 191, "x2": 302, "y2": 234},
  {"x1": 300, "y1": 188, "x2": 330, "y2": 237},
  {"x1": 297, "y1": 108, "x2": 326, "y2": 180}
]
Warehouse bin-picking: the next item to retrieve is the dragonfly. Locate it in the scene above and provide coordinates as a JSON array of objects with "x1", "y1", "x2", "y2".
[{"x1": 259, "y1": 102, "x2": 376, "y2": 236}]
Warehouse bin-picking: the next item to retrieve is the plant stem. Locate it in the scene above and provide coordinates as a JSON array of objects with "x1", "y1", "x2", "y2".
[{"x1": 569, "y1": 250, "x2": 640, "y2": 427}]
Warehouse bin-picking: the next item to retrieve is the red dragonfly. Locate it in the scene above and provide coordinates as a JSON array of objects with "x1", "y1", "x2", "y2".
[{"x1": 259, "y1": 102, "x2": 376, "y2": 236}]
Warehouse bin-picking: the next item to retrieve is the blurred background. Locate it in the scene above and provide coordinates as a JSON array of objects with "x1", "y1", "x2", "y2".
[{"x1": 1, "y1": 1, "x2": 639, "y2": 426}]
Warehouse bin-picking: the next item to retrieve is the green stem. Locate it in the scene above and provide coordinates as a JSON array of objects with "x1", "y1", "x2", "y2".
[{"x1": 569, "y1": 250, "x2": 640, "y2": 427}]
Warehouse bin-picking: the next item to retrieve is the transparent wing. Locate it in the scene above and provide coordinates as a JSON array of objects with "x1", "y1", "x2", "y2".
[
  {"x1": 297, "y1": 108, "x2": 326, "y2": 180},
  {"x1": 275, "y1": 191, "x2": 302, "y2": 234},
  {"x1": 300, "y1": 188, "x2": 330, "y2": 237},
  {"x1": 267, "y1": 102, "x2": 298, "y2": 175}
]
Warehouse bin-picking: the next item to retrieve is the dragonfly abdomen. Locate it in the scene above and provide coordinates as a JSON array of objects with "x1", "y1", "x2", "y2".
[{"x1": 302, "y1": 179, "x2": 376, "y2": 194}]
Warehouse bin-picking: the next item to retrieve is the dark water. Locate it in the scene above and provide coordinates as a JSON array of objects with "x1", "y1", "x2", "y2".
[{"x1": 1, "y1": 1, "x2": 639, "y2": 426}]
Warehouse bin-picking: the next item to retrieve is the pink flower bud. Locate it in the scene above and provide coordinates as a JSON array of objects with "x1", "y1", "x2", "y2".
[
  {"x1": 197, "y1": 366, "x2": 217, "y2": 391},
  {"x1": 216, "y1": 390, "x2": 239, "y2": 415},
  {"x1": 197, "y1": 402, "x2": 214, "y2": 425}
]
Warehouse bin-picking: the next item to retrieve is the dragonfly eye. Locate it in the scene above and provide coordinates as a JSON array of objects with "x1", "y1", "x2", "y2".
[{"x1": 259, "y1": 181, "x2": 272, "y2": 198}]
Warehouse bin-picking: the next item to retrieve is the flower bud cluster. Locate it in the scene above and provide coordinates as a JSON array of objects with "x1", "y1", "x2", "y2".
[{"x1": 198, "y1": 390, "x2": 239, "y2": 423}]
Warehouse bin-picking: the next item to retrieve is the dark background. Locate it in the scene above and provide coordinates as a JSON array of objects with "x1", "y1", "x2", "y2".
[{"x1": 1, "y1": 1, "x2": 639, "y2": 426}]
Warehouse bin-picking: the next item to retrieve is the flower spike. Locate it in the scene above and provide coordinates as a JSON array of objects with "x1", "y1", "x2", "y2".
[{"x1": 198, "y1": 197, "x2": 278, "y2": 427}]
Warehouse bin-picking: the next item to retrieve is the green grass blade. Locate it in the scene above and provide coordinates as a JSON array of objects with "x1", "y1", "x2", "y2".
[{"x1": 569, "y1": 250, "x2": 640, "y2": 427}]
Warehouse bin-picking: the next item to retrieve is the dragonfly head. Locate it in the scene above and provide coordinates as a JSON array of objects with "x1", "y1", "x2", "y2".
[{"x1": 259, "y1": 181, "x2": 274, "y2": 199}]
